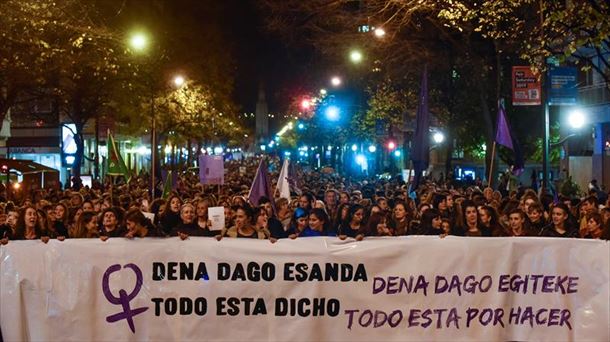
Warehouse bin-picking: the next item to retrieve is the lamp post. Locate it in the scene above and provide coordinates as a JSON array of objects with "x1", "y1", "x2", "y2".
[{"x1": 128, "y1": 31, "x2": 157, "y2": 198}]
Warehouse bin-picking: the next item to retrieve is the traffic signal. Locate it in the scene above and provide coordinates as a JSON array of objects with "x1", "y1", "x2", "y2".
[{"x1": 386, "y1": 140, "x2": 396, "y2": 150}]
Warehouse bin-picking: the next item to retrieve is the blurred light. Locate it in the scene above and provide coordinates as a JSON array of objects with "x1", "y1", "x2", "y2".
[
  {"x1": 206, "y1": 147, "x2": 212, "y2": 154},
  {"x1": 129, "y1": 33, "x2": 147, "y2": 51},
  {"x1": 387, "y1": 141, "x2": 396, "y2": 150},
  {"x1": 213, "y1": 146, "x2": 223, "y2": 155},
  {"x1": 331, "y1": 76, "x2": 342, "y2": 87},
  {"x1": 351, "y1": 144, "x2": 358, "y2": 152},
  {"x1": 65, "y1": 156, "x2": 76, "y2": 165},
  {"x1": 320, "y1": 88, "x2": 327, "y2": 95},
  {"x1": 394, "y1": 150, "x2": 401, "y2": 157},
  {"x1": 299, "y1": 151, "x2": 305, "y2": 156},
  {"x1": 433, "y1": 132, "x2": 445, "y2": 144},
  {"x1": 13, "y1": 183, "x2": 21, "y2": 190},
  {"x1": 355, "y1": 154, "x2": 366, "y2": 165},
  {"x1": 327, "y1": 145, "x2": 332, "y2": 151},
  {"x1": 274, "y1": 136, "x2": 280, "y2": 142},
  {"x1": 325, "y1": 106, "x2": 340, "y2": 121},
  {"x1": 284, "y1": 151, "x2": 291, "y2": 157},
  {"x1": 137, "y1": 146, "x2": 150, "y2": 155},
  {"x1": 568, "y1": 109, "x2": 586, "y2": 129},
  {"x1": 374, "y1": 27, "x2": 386, "y2": 38},
  {"x1": 301, "y1": 99, "x2": 311, "y2": 110},
  {"x1": 368, "y1": 145, "x2": 377, "y2": 153},
  {"x1": 297, "y1": 123, "x2": 305, "y2": 130},
  {"x1": 164, "y1": 145, "x2": 172, "y2": 154},
  {"x1": 260, "y1": 145, "x2": 266, "y2": 151},
  {"x1": 173, "y1": 75, "x2": 185, "y2": 87},
  {"x1": 350, "y1": 50, "x2": 363, "y2": 63}
]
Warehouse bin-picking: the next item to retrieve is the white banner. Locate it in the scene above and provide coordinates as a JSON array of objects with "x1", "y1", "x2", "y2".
[{"x1": 1, "y1": 237, "x2": 609, "y2": 341}]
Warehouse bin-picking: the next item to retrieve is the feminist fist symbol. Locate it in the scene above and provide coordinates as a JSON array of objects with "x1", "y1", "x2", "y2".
[{"x1": 102, "y1": 264, "x2": 149, "y2": 333}]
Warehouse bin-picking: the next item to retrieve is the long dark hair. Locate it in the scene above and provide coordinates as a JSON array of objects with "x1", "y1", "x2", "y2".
[
  {"x1": 14, "y1": 205, "x2": 44, "y2": 239},
  {"x1": 418, "y1": 208, "x2": 441, "y2": 235},
  {"x1": 309, "y1": 208, "x2": 330, "y2": 234},
  {"x1": 362, "y1": 212, "x2": 388, "y2": 237}
]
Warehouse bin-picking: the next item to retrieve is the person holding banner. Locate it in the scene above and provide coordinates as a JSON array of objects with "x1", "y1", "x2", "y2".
[
  {"x1": 124, "y1": 209, "x2": 166, "y2": 238},
  {"x1": 159, "y1": 195, "x2": 182, "y2": 235},
  {"x1": 11, "y1": 206, "x2": 52, "y2": 242},
  {"x1": 99, "y1": 207, "x2": 126, "y2": 238},
  {"x1": 506, "y1": 208, "x2": 536, "y2": 237},
  {"x1": 390, "y1": 201, "x2": 412, "y2": 236},
  {"x1": 220, "y1": 205, "x2": 270, "y2": 239},
  {"x1": 171, "y1": 203, "x2": 215, "y2": 238},
  {"x1": 287, "y1": 207, "x2": 309, "y2": 239},
  {"x1": 338, "y1": 204, "x2": 365, "y2": 239}
]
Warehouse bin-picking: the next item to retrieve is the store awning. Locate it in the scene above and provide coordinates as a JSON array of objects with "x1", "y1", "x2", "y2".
[{"x1": 0, "y1": 158, "x2": 59, "y2": 175}]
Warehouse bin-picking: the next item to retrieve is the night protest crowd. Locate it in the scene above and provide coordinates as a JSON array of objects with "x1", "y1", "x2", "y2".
[{"x1": 1, "y1": 156, "x2": 610, "y2": 245}]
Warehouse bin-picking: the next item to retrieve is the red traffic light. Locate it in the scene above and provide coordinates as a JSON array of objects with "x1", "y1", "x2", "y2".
[{"x1": 386, "y1": 141, "x2": 396, "y2": 150}]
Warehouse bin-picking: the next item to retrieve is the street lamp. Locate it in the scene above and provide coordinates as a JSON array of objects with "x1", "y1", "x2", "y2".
[
  {"x1": 374, "y1": 27, "x2": 386, "y2": 38},
  {"x1": 349, "y1": 50, "x2": 363, "y2": 63},
  {"x1": 325, "y1": 105, "x2": 340, "y2": 121},
  {"x1": 129, "y1": 32, "x2": 148, "y2": 51},
  {"x1": 568, "y1": 109, "x2": 586, "y2": 129},
  {"x1": 433, "y1": 132, "x2": 445, "y2": 144},
  {"x1": 330, "y1": 76, "x2": 342, "y2": 87},
  {"x1": 320, "y1": 88, "x2": 327, "y2": 95},
  {"x1": 173, "y1": 75, "x2": 185, "y2": 87}
]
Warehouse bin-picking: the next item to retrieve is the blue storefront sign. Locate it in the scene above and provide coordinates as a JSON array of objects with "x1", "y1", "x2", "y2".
[{"x1": 548, "y1": 66, "x2": 578, "y2": 105}]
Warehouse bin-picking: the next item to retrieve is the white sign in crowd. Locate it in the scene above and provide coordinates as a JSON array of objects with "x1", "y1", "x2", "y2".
[{"x1": 1, "y1": 237, "x2": 608, "y2": 341}]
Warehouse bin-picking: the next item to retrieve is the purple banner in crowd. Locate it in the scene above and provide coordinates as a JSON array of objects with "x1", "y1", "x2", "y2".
[{"x1": 199, "y1": 155, "x2": 224, "y2": 185}]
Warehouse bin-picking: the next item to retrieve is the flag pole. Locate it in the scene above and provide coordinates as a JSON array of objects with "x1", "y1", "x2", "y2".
[{"x1": 487, "y1": 141, "x2": 497, "y2": 189}]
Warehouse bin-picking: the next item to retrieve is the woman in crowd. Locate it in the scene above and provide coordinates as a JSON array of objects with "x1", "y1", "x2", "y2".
[
  {"x1": 287, "y1": 207, "x2": 309, "y2": 238},
  {"x1": 71, "y1": 211, "x2": 99, "y2": 238},
  {"x1": 99, "y1": 207, "x2": 125, "y2": 238},
  {"x1": 13, "y1": 206, "x2": 45, "y2": 240},
  {"x1": 338, "y1": 204, "x2": 365, "y2": 238},
  {"x1": 584, "y1": 212, "x2": 605, "y2": 239},
  {"x1": 540, "y1": 203, "x2": 579, "y2": 238},
  {"x1": 361, "y1": 212, "x2": 393, "y2": 237},
  {"x1": 125, "y1": 208, "x2": 166, "y2": 238},
  {"x1": 391, "y1": 201, "x2": 411, "y2": 235},
  {"x1": 506, "y1": 208, "x2": 535, "y2": 237},
  {"x1": 195, "y1": 198, "x2": 210, "y2": 230},
  {"x1": 172, "y1": 203, "x2": 214, "y2": 238},
  {"x1": 303, "y1": 208, "x2": 333, "y2": 237},
  {"x1": 159, "y1": 195, "x2": 182, "y2": 235},
  {"x1": 275, "y1": 197, "x2": 292, "y2": 230},
  {"x1": 417, "y1": 208, "x2": 443, "y2": 235},
  {"x1": 55, "y1": 202, "x2": 69, "y2": 228},
  {"x1": 479, "y1": 205, "x2": 506, "y2": 237},
  {"x1": 221, "y1": 205, "x2": 269, "y2": 239},
  {"x1": 456, "y1": 200, "x2": 485, "y2": 237}
]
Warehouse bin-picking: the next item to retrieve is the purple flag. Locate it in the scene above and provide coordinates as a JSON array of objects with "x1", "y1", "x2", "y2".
[
  {"x1": 248, "y1": 159, "x2": 274, "y2": 207},
  {"x1": 495, "y1": 100, "x2": 524, "y2": 176},
  {"x1": 495, "y1": 101, "x2": 514, "y2": 150},
  {"x1": 199, "y1": 155, "x2": 224, "y2": 185},
  {"x1": 411, "y1": 65, "x2": 429, "y2": 189}
]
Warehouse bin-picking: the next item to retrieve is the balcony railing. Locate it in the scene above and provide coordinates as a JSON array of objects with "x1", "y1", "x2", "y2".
[{"x1": 578, "y1": 83, "x2": 610, "y2": 106}]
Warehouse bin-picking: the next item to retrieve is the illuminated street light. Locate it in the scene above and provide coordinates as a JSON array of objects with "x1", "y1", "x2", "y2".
[
  {"x1": 355, "y1": 154, "x2": 366, "y2": 165},
  {"x1": 374, "y1": 27, "x2": 386, "y2": 38},
  {"x1": 325, "y1": 106, "x2": 340, "y2": 121},
  {"x1": 351, "y1": 144, "x2": 358, "y2": 152},
  {"x1": 349, "y1": 50, "x2": 363, "y2": 63},
  {"x1": 568, "y1": 109, "x2": 586, "y2": 129},
  {"x1": 394, "y1": 150, "x2": 401, "y2": 157},
  {"x1": 330, "y1": 76, "x2": 342, "y2": 87},
  {"x1": 129, "y1": 32, "x2": 148, "y2": 51},
  {"x1": 368, "y1": 145, "x2": 377, "y2": 153},
  {"x1": 320, "y1": 88, "x2": 327, "y2": 95},
  {"x1": 301, "y1": 99, "x2": 311, "y2": 110},
  {"x1": 433, "y1": 132, "x2": 445, "y2": 144},
  {"x1": 173, "y1": 75, "x2": 185, "y2": 87}
]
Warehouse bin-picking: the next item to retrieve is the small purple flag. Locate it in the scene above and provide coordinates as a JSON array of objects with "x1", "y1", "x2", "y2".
[
  {"x1": 495, "y1": 100, "x2": 524, "y2": 175},
  {"x1": 495, "y1": 101, "x2": 514, "y2": 150},
  {"x1": 248, "y1": 158, "x2": 274, "y2": 207},
  {"x1": 199, "y1": 155, "x2": 224, "y2": 185}
]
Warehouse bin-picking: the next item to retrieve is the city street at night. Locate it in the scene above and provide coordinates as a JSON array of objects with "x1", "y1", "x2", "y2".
[{"x1": 0, "y1": 1, "x2": 609, "y2": 341}]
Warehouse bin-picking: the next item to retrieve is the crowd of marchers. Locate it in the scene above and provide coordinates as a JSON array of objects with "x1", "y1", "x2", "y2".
[{"x1": 1, "y1": 156, "x2": 609, "y2": 245}]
